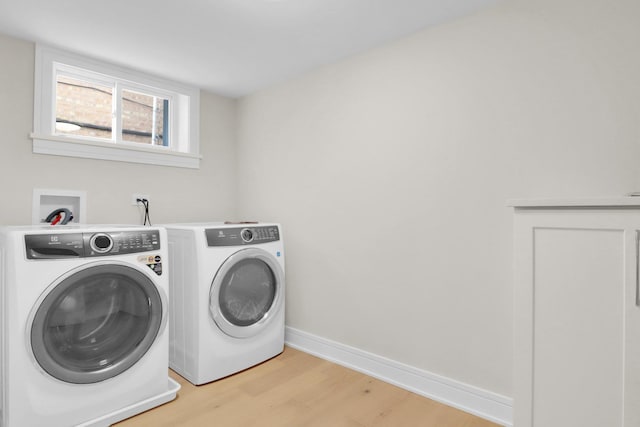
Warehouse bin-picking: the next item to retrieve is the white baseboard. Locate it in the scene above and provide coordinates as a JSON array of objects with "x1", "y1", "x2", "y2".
[{"x1": 285, "y1": 326, "x2": 513, "y2": 427}]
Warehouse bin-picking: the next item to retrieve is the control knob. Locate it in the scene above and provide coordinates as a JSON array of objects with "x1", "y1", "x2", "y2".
[
  {"x1": 241, "y1": 228, "x2": 254, "y2": 243},
  {"x1": 90, "y1": 233, "x2": 113, "y2": 253}
]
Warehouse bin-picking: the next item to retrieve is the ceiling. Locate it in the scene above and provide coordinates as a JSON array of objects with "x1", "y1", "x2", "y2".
[{"x1": 0, "y1": 0, "x2": 498, "y2": 98}]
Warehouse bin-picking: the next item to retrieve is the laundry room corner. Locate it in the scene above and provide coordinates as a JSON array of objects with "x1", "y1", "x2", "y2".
[{"x1": 1, "y1": 0, "x2": 640, "y2": 424}]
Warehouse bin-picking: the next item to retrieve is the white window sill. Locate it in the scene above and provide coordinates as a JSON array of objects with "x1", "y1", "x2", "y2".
[{"x1": 31, "y1": 134, "x2": 201, "y2": 169}]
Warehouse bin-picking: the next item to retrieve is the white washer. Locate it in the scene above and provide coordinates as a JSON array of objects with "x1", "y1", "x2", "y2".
[
  {"x1": 0, "y1": 225, "x2": 179, "y2": 427},
  {"x1": 165, "y1": 222, "x2": 285, "y2": 385}
]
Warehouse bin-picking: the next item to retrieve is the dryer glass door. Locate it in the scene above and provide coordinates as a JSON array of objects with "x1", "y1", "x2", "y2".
[
  {"x1": 30, "y1": 263, "x2": 163, "y2": 384},
  {"x1": 210, "y1": 248, "x2": 284, "y2": 338}
]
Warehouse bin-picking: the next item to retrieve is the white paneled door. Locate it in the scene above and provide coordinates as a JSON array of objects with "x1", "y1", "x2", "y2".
[{"x1": 512, "y1": 201, "x2": 640, "y2": 427}]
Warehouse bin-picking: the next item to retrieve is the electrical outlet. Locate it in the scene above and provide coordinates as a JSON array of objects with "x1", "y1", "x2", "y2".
[{"x1": 131, "y1": 194, "x2": 151, "y2": 205}]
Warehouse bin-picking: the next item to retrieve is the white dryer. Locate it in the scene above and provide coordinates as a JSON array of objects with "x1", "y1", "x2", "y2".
[
  {"x1": 165, "y1": 222, "x2": 285, "y2": 385},
  {"x1": 0, "y1": 225, "x2": 179, "y2": 427}
]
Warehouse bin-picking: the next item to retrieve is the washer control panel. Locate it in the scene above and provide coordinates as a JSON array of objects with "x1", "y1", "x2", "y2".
[
  {"x1": 25, "y1": 230, "x2": 161, "y2": 259},
  {"x1": 205, "y1": 225, "x2": 280, "y2": 247}
]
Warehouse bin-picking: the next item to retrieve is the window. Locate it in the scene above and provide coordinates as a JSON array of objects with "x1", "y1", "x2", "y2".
[{"x1": 32, "y1": 45, "x2": 200, "y2": 168}]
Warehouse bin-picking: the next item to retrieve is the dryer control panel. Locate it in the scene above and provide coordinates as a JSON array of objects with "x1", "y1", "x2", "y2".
[
  {"x1": 205, "y1": 226, "x2": 280, "y2": 247},
  {"x1": 25, "y1": 230, "x2": 161, "y2": 259}
]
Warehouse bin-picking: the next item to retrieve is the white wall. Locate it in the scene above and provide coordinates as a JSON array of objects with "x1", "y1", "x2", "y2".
[
  {"x1": 0, "y1": 33, "x2": 237, "y2": 226},
  {"x1": 236, "y1": 0, "x2": 640, "y2": 397}
]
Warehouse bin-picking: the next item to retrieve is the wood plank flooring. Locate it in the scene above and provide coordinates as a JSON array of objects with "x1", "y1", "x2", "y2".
[{"x1": 116, "y1": 346, "x2": 499, "y2": 427}]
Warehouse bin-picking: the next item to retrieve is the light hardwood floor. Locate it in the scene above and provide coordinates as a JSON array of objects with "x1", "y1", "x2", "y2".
[{"x1": 116, "y1": 346, "x2": 499, "y2": 427}]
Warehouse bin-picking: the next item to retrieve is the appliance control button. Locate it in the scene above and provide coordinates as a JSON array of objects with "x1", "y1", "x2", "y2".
[
  {"x1": 90, "y1": 233, "x2": 113, "y2": 253},
  {"x1": 241, "y1": 228, "x2": 254, "y2": 243}
]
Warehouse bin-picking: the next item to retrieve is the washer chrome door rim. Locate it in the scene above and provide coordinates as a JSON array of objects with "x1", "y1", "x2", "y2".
[
  {"x1": 209, "y1": 248, "x2": 284, "y2": 338},
  {"x1": 28, "y1": 261, "x2": 166, "y2": 384}
]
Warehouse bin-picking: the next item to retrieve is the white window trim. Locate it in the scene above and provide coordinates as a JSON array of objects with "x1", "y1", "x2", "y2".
[{"x1": 32, "y1": 44, "x2": 201, "y2": 169}]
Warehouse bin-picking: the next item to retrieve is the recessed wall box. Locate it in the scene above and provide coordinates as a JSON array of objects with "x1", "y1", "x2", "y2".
[{"x1": 32, "y1": 189, "x2": 86, "y2": 225}]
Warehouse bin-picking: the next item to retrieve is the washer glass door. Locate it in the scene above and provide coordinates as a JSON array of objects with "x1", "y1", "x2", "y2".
[
  {"x1": 30, "y1": 263, "x2": 164, "y2": 384},
  {"x1": 210, "y1": 248, "x2": 284, "y2": 338}
]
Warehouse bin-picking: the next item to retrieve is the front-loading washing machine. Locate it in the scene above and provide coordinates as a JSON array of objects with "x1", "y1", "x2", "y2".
[
  {"x1": 165, "y1": 222, "x2": 285, "y2": 385},
  {"x1": 0, "y1": 225, "x2": 179, "y2": 427}
]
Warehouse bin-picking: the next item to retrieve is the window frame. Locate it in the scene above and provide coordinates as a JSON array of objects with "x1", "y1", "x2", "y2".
[{"x1": 32, "y1": 45, "x2": 201, "y2": 169}]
